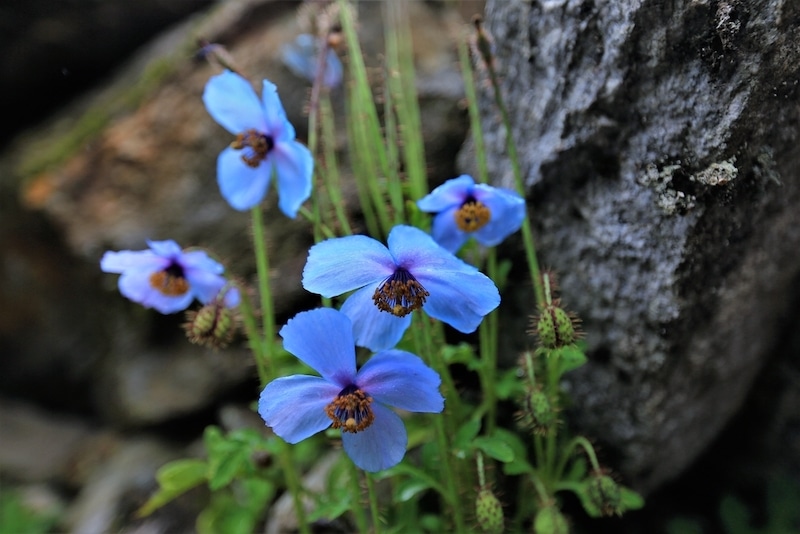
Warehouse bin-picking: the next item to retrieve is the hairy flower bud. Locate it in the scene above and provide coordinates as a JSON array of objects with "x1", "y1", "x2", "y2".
[
  {"x1": 531, "y1": 303, "x2": 581, "y2": 349},
  {"x1": 588, "y1": 473, "x2": 622, "y2": 517},
  {"x1": 533, "y1": 503, "x2": 569, "y2": 534},
  {"x1": 475, "y1": 488, "x2": 504, "y2": 534},
  {"x1": 184, "y1": 299, "x2": 237, "y2": 349},
  {"x1": 517, "y1": 386, "x2": 558, "y2": 436}
]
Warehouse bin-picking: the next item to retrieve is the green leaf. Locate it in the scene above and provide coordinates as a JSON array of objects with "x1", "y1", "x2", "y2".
[
  {"x1": 453, "y1": 419, "x2": 482, "y2": 450},
  {"x1": 396, "y1": 480, "x2": 432, "y2": 503},
  {"x1": 496, "y1": 368, "x2": 526, "y2": 400},
  {"x1": 473, "y1": 436, "x2": 515, "y2": 463},
  {"x1": 556, "y1": 345, "x2": 587, "y2": 375},
  {"x1": 620, "y1": 486, "x2": 645, "y2": 511},
  {"x1": 489, "y1": 428, "x2": 534, "y2": 475},
  {"x1": 136, "y1": 459, "x2": 208, "y2": 517},
  {"x1": 440, "y1": 342, "x2": 476, "y2": 365},
  {"x1": 208, "y1": 448, "x2": 249, "y2": 491}
]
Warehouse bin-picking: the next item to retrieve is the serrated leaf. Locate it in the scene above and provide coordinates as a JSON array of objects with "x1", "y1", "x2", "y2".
[{"x1": 473, "y1": 436, "x2": 515, "y2": 463}]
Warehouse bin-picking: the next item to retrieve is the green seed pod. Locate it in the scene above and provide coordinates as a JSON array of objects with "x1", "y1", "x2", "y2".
[
  {"x1": 533, "y1": 504, "x2": 569, "y2": 534},
  {"x1": 475, "y1": 488, "x2": 504, "y2": 534},
  {"x1": 533, "y1": 305, "x2": 578, "y2": 349},
  {"x1": 184, "y1": 301, "x2": 237, "y2": 349},
  {"x1": 518, "y1": 387, "x2": 557, "y2": 436},
  {"x1": 588, "y1": 474, "x2": 622, "y2": 517}
]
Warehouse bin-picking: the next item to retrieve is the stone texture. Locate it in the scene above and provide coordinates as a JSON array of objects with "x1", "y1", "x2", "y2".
[{"x1": 476, "y1": 0, "x2": 800, "y2": 491}]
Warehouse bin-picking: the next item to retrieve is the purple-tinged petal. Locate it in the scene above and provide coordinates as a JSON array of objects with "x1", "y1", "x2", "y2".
[
  {"x1": 100, "y1": 250, "x2": 166, "y2": 274},
  {"x1": 179, "y1": 250, "x2": 224, "y2": 274},
  {"x1": 118, "y1": 270, "x2": 194, "y2": 314},
  {"x1": 260, "y1": 79, "x2": 295, "y2": 142},
  {"x1": 279, "y1": 308, "x2": 356, "y2": 386},
  {"x1": 303, "y1": 236, "x2": 396, "y2": 298},
  {"x1": 183, "y1": 268, "x2": 227, "y2": 305},
  {"x1": 217, "y1": 146, "x2": 272, "y2": 211},
  {"x1": 417, "y1": 269, "x2": 500, "y2": 333},
  {"x1": 203, "y1": 70, "x2": 267, "y2": 135},
  {"x1": 340, "y1": 285, "x2": 412, "y2": 352},
  {"x1": 341, "y1": 403, "x2": 407, "y2": 472},
  {"x1": 430, "y1": 206, "x2": 469, "y2": 253},
  {"x1": 146, "y1": 240, "x2": 183, "y2": 258},
  {"x1": 416, "y1": 174, "x2": 473, "y2": 213},
  {"x1": 387, "y1": 225, "x2": 478, "y2": 275},
  {"x1": 258, "y1": 375, "x2": 339, "y2": 443},
  {"x1": 222, "y1": 286, "x2": 241, "y2": 308},
  {"x1": 356, "y1": 350, "x2": 443, "y2": 413},
  {"x1": 272, "y1": 140, "x2": 313, "y2": 218}
]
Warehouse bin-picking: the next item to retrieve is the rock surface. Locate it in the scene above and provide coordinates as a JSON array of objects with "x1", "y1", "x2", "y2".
[{"x1": 477, "y1": 0, "x2": 800, "y2": 491}]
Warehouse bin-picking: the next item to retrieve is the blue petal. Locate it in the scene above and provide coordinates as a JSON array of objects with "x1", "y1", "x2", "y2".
[
  {"x1": 340, "y1": 285, "x2": 412, "y2": 352},
  {"x1": 272, "y1": 140, "x2": 313, "y2": 218},
  {"x1": 260, "y1": 79, "x2": 295, "y2": 142},
  {"x1": 183, "y1": 268, "x2": 227, "y2": 305},
  {"x1": 118, "y1": 269, "x2": 194, "y2": 314},
  {"x1": 303, "y1": 236, "x2": 395, "y2": 298},
  {"x1": 279, "y1": 308, "x2": 356, "y2": 386},
  {"x1": 341, "y1": 403, "x2": 407, "y2": 472},
  {"x1": 416, "y1": 175, "x2": 473, "y2": 213},
  {"x1": 472, "y1": 185, "x2": 526, "y2": 247},
  {"x1": 203, "y1": 71, "x2": 266, "y2": 134},
  {"x1": 217, "y1": 146, "x2": 272, "y2": 211},
  {"x1": 147, "y1": 240, "x2": 183, "y2": 258},
  {"x1": 417, "y1": 269, "x2": 500, "y2": 333},
  {"x1": 387, "y1": 225, "x2": 478, "y2": 275},
  {"x1": 356, "y1": 350, "x2": 443, "y2": 413},
  {"x1": 258, "y1": 375, "x2": 339, "y2": 444},
  {"x1": 281, "y1": 34, "x2": 317, "y2": 81},
  {"x1": 180, "y1": 250, "x2": 224, "y2": 274},
  {"x1": 322, "y1": 49, "x2": 344, "y2": 88},
  {"x1": 100, "y1": 249, "x2": 165, "y2": 274},
  {"x1": 222, "y1": 286, "x2": 241, "y2": 308},
  {"x1": 430, "y1": 206, "x2": 469, "y2": 253}
]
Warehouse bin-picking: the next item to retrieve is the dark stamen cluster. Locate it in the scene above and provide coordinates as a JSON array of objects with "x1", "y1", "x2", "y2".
[
  {"x1": 325, "y1": 385, "x2": 375, "y2": 433},
  {"x1": 372, "y1": 268, "x2": 430, "y2": 317},
  {"x1": 231, "y1": 128, "x2": 275, "y2": 168}
]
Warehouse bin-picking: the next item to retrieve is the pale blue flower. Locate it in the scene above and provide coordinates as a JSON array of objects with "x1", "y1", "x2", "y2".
[
  {"x1": 417, "y1": 174, "x2": 525, "y2": 253},
  {"x1": 281, "y1": 34, "x2": 343, "y2": 88},
  {"x1": 203, "y1": 70, "x2": 313, "y2": 216},
  {"x1": 100, "y1": 240, "x2": 235, "y2": 314},
  {"x1": 302, "y1": 225, "x2": 500, "y2": 351},
  {"x1": 259, "y1": 308, "x2": 443, "y2": 472}
]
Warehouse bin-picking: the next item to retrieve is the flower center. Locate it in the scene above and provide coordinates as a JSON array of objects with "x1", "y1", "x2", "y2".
[
  {"x1": 231, "y1": 128, "x2": 275, "y2": 168},
  {"x1": 454, "y1": 199, "x2": 491, "y2": 232},
  {"x1": 325, "y1": 385, "x2": 375, "y2": 433},
  {"x1": 149, "y1": 263, "x2": 190, "y2": 296},
  {"x1": 372, "y1": 268, "x2": 430, "y2": 317}
]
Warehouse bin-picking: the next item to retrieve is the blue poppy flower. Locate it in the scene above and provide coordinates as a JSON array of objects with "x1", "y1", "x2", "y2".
[
  {"x1": 416, "y1": 174, "x2": 526, "y2": 253},
  {"x1": 258, "y1": 307, "x2": 443, "y2": 472},
  {"x1": 100, "y1": 240, "x2": 234, "y2": 314},
  {"x1": 302, "y1": 225, "x2": 500, "y2": 351},
  {"x1": 202, "y1": 70, "x2": 313, "y2": 216},
  {"x1": 281, "y1": 34, "x2": 343, "y2": 88}
]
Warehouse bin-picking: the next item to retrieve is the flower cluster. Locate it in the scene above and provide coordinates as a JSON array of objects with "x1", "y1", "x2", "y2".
[{"x1": 100, "y1": 59, "x2": 524, "y2": 472}]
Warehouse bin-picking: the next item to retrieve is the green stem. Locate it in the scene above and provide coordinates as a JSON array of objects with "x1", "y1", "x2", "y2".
[
  {"x1": 234, "y1": 284, "x2": 268, "y2": 385},
  {"x1": 366, "y1": 472, "x2": 382, "y2": 534},
  {"x1": 298, "y1": 206, "x2": 337, "y2": 238},
  {"x1": 250, "y1": 206, "x2": 276, "y2": 380},
  {"x1": 554, "y1": 436, "x2": 602, "y2": 480},
  {"x1": 347, "y1": 460, "x2": 369, "y2": 533},
  {"x1": 320, "y1": 95, "x2": 353, "y2": 235}
]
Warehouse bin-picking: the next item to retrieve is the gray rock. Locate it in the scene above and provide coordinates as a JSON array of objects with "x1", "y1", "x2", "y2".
[{"x1": 476, "y1": 0, "x2": 800, "y2": 491}]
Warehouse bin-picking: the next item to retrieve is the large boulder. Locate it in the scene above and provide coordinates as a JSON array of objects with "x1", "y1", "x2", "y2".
[{"x1": 476, "y1": 0, "x2": 800, "y2": 491}]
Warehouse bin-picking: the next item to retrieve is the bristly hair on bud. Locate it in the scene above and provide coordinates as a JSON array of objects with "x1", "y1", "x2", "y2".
[
  {"x1": 183, "y1": 285, "x2": 240, "y2": 349},
  {"x1": 529, "y1": 271, "x2": 583, "y2": 349},
  {"x1": 515, "y1": 384, "x2": 559, "y2": 437},
  {"x1": 588, "y1": 470, "x2": 623, "y2": 517},
  {"x1": 474, "y1": 487, "x2": 504, "y2": 534}
]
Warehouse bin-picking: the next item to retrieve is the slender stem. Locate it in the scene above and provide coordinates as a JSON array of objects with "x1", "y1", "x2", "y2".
[
  {"x1": 347, "y1": 460, "x2": 369, "y2": 533},
  {"x1": 234, "y1": 283, "x2": 268, "y2": 385},
  {"x1": 250, "y1": 206, "x2": 276, "y2": 379},
  {"x1": 365, "y1": 473, "x2": 382, "y2": 534},
  {"x1": 478, "y1": 248, "x2": 500, "y2": 434},
  {"x1": 555, "y1": 436, "x2": 602, "y2": 480},
  {"x1": 298, "y1": 206, "x2": 336, "y2": 238},
  {"x1": 320, "y1": 95, "x2": 353, "y2": 235}
]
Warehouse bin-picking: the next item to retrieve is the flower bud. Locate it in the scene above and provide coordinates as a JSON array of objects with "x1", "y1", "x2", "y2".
[
  {"x1": 588, "y1": 473, "x2": 622, "y2": 517},
  {"x1": 517, "y1": 386, "x2": 558, "y2": 436},
  {"x1": 475, "y1": 488, "x2": 504, "y2": 534},
  {"x1": 184, "y1": 300, "x2": 237, "y2": 349},
  {"x1": 533, "y1": 503, "x2": 569, "y2": 534},
  {"x1": 532, "y1": 304, "x2": 580, "y2": 349}
]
